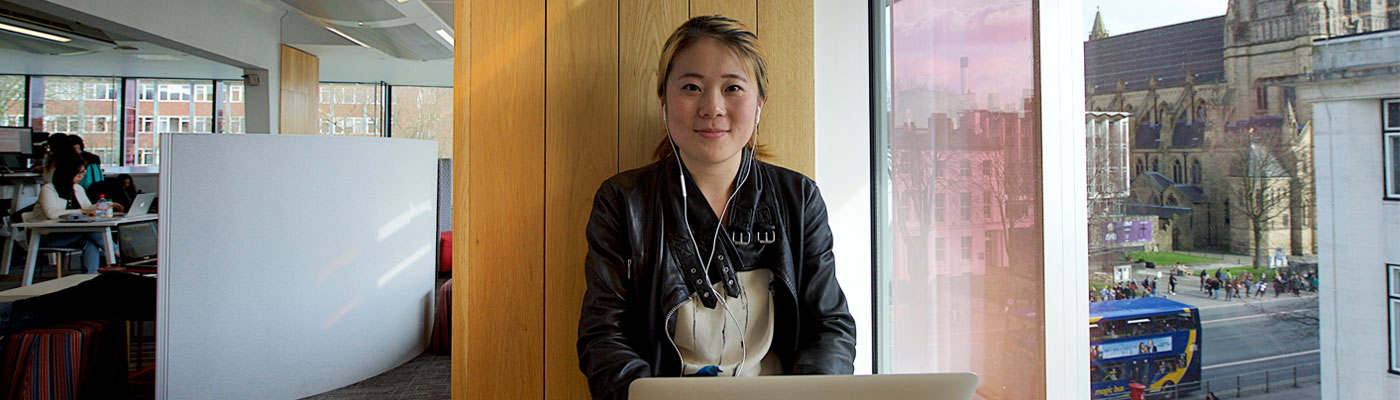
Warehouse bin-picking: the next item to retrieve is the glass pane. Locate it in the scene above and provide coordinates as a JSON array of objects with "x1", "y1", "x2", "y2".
[
  {"x1": 876, "y1": 0, "x2": 1043, "y2": 398},
  {"x1": 217, "y1": 81, "x2": 246, "y2": 134},
  {"x1": 318, "y1": 82, "x2": 384, "y2": 137},
  {"x1": 40, "y1": 76, "x2": 122, "y2": 165},
  {"x1": 1389, "y1": 135, "x2": 1399, "y2": 197},
  {"x1": 0, "y1": 75, "x2": 23, "y2": 127},
  {"x1": 390, "y1": 86, "x2": 452, "y2": 158},
  {"x1": 130, "y1": 78, "x2": 214, "y2": 166}
]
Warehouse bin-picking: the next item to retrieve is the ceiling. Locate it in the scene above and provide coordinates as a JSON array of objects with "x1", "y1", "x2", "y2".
[{"x1": 273, "y1": 0, "x2": 454, "y2": 62}]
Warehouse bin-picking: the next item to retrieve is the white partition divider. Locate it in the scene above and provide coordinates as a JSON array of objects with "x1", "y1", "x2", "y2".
[{"x1": 155, "y1": 133, "x2": 438, "y2": 399}]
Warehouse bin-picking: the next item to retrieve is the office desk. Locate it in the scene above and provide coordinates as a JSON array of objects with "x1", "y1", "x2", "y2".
[
  {"x1": 0, "y1": 172, "x2": 41, "y2": 277},
  {"x1": 13, "y1": 214, "x2": 157, "y2": 286}
]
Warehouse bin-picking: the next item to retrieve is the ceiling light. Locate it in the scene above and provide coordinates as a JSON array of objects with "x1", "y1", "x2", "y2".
[
  {"x1": 325, "y1": 26, "x2": 371, "y2": 49},
  {"x1": 435, "y1": 29, "x2": 453, "y2": 46},
  {"x1": 396, "y1": 0, "x2": 410, "y2": 3},
  {"x1": 0, "y1": 21, "x2": 71, "y2": 43}
]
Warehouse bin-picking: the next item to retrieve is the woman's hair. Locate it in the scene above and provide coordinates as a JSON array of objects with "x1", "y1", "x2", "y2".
[
  {"x1": 70, "y1": 135, "x2": 85, "y2": 151},
  {"x1": 653, "y1": 15, "x2": 772, "y2": 161},
  {"x1": 50, "y1": 158, "x2": 87, "y2": 201}
]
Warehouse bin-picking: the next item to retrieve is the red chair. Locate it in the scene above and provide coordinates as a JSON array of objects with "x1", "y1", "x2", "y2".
[{"x1": 438, "y1": 231, "x2": 452, "y2": 274}]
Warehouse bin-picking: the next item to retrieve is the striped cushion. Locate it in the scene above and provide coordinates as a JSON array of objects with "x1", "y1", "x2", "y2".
[{"x1": 1, "y1": 321, "x2": 122, "y2": 400}]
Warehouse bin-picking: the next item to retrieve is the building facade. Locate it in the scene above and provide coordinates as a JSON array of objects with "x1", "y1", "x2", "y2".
[{"x1": 1083, "y1": 1, "x2": 1392, "y2": 258}]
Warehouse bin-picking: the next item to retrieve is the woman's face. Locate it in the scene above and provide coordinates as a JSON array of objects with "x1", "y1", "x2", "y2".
[
  {"x1": 72, "y1": 169, "x2": 85, "y2": 185},
  {"x1": 662, "y1": 38, "x2": 764, "y2": 169}
]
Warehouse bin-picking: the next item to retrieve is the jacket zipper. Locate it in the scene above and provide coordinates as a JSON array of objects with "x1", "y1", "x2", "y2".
[{"x1": 663, "y1": 298, "x2": 688, "y2": 376}]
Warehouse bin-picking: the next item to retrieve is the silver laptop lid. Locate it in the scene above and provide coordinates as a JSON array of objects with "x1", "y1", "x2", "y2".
[
  {"x1": 127, "y1": 193, "x2": 157, "y2": 216},
  {"x1": 628, "y1": 373, "x2": 978, "y2": 400}
]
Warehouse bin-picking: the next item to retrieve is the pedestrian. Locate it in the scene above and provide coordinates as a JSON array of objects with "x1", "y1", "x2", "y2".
[
  {"x1": 1150, "y1": 278, "x2": 1158, "y2": 297},
  {"x1": 1199, "y1": 270, "x2": 1207, "y2": 292},
  {"x1": 1169, "y1": 274, "x2": 1177, "y2": 295}
]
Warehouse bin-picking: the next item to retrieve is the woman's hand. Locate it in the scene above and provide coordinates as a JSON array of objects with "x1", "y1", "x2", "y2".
[
  {"x1": 112, "y1": 203, "x2": 125, "y2": 213},
  {"x1": 80, "y1": 209, "x2": 96, "y2": 216}
]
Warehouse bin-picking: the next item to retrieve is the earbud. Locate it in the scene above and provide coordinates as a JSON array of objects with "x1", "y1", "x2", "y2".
[
  {"x1": 756, "y1": 107, "x2": 762, "y2": 125},
  {"x1": 662, "y1": 105, "x2": 667, "y2": 123}
]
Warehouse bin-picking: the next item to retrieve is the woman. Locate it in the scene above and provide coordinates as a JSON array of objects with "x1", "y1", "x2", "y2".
[
  {"x1": 69, "y1": 135, "x2": 106, "y2": 190},
  {"x1": 24, "y1": 160, "x2": 119, "y2": 273},
  {"x1": 576, "y1": 16, "x2": 855, "y2": 399}
]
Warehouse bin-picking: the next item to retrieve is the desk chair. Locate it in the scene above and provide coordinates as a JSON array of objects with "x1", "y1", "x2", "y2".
[{"x1": 37, "y1": 246, "x2": 84, "y2": 279}]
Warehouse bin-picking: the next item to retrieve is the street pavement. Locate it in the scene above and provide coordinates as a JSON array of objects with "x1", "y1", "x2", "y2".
[{"x1": 1119, "y1": 259, "x2": 1320, "y2": 399}]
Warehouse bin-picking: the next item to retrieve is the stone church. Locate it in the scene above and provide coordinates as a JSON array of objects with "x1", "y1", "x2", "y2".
[{"x1": 1085, "y1": 0, "x2": 1395, "y2": 257}]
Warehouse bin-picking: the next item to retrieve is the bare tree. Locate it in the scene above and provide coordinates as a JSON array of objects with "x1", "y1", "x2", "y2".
[
  {"x1": 0, "y1": 76, "x2": 24, "y2": 123},
  {"x1": 1228, "y1": 138, "x2": 1293, "y2": 269}
]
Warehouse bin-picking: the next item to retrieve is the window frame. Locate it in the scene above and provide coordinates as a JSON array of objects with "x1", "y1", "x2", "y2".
[
  {"x1": 1384, "y1": 99, "x2": 1399, "y2": 200},
  {"x1": 1389, "y1": 264, "x2": 1400, "y2": 375}
]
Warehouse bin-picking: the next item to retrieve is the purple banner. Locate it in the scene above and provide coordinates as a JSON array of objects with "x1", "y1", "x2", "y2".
[{"x1": 1101, "y1": 220, "x2": 1152, "y2": 245}]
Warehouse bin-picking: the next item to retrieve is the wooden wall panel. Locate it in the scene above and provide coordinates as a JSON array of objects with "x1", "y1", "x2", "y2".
[
  {"x1": 278, "y1": 45, "x2": 318, "y2": 135},
  {"x1": 619, "y1": 0, "x2": 688, "y2": 171},
  {"x1": 757, "y1": 0, "x2": 815, "y2": 176},
  {"x1": 690, "y1": 0, "x2": 756, "y2": 27},
  {"x1": 464, "y1": 0, "x2": 546, "y2": 398},
  {"x1": 449, "y1": 0, "x2": 469, "y2": 398},
  {"x1": 544, "y1": 0, "x2": 618, "y2": 398}
]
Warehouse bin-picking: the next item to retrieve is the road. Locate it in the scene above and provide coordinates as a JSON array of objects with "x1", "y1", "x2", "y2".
[{"x1": 1160, "y1": 278, "x2": 1321, "y2": 398}]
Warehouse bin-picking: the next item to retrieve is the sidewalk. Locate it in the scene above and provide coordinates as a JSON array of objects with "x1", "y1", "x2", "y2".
[{"x1": 1125, "y1": 267, "x2": 1317, "y2": 309}]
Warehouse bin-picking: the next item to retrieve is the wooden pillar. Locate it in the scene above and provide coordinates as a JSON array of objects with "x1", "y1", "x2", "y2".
[{"x1": 277, "y1": 45, "x2": 318, "y2": 135}]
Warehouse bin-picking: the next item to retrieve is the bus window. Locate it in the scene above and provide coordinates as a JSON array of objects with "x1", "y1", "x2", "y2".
[
  {"x1": 1090, "y1": 323, "x2": 1102, "y2": 341},
  {"x1": 1098, "y1": 362, "x2": 1125, "y2": 382},
  {"x1": 1103, "y1": 320, "x2": 1126, "y2": 339},
  {"x1": 1129, "y1": 359, "x2": 1149, "y2": 384},
  {"x1": 1150, "y1": 315, "x2": 1170, "y2": 333},
  {"x1": 1155, "y1": 356, "x2": 1178, "y2": 375},
  {"x1": 1127, "y1": 318, "x2": 1149, "y2": 336}
]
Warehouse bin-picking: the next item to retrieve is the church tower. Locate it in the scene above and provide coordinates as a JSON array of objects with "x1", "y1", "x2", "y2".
[{"x1": 1089, "y1": 10, "x2": 1109, "y2": 41}]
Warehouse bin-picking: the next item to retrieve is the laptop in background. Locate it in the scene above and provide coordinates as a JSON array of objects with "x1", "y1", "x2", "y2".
[
  {"x1": 628, "y1": 373, "x2": 978, "y2": 400},
  {"x1": 125, "y1": 193, "x2": 157, "y2": 217},
  {"x1": 115, "y1": 221, "x2": 158, "y2": 266}
]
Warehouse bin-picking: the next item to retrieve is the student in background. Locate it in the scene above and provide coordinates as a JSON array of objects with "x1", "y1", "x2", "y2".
[
  {"x1": 70, "y1": 136, "x2": 105, "y2": 190},
  {"x1": 87, "y1": 174, "x2": 138, "y2": 209},
  {"x1": 23, "y1": 160, "x2": 122, "y2": 273}
]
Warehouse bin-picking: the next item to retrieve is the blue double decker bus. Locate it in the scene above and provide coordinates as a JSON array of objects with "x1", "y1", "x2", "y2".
[{"x1": 1089, "y1": 297, "x2": 1202, "y2": 399}]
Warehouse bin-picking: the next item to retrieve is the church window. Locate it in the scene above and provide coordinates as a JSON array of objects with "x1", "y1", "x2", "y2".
[
  {"x1": 1136, "y1": 158, "x2": 1146, "y2": 177},
  {"x1": 1256, "y1": 86, "x2": 1269, "y2": 112},
  {"x1": 1172, "y1": 160, "x2": 1183, "y2": 183},
  {"x1": 1191, "y1": 159, "x2": 1203, "y2": 184},
  {"x1": 1152, "y1": 158, "x2": 1160, "y2": 173}
]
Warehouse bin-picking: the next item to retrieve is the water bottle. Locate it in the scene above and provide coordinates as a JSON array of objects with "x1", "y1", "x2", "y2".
[{"x1": 95, "y1": 195, "x2": 110, "y2": 218}]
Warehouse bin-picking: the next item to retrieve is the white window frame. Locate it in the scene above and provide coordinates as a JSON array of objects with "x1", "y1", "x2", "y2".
[
  {"x1": 139, "y1": 83, "x2": 155, "y2": 101},
  {"x1": 85, "y1": 82, "x2": 116, "y2": 100},
  {"x1": 194, "y1": 116, "x2": 211, "y2": 133},
  {"x1": 1385, "y1": 99, "x2": 1399, "y2": 200},
  {"x1": 229, "y1": 84, "x2": 244, "y2": 103},
  {"x1": 1390, "y1": 264, "x2": 1400, "y2": 374},
  {"x1": 158, "y1": 84, "x2": 191, "y2": 102},
  {"x1": 138, "y1": 117, "x2": 154, "y2": 133},
  {"x1": 194, "y1": 84, "x2": 212, "y2": 102}
]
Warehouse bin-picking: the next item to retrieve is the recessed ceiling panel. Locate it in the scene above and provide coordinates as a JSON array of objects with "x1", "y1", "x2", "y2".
[
  {"x1": 334, "y1": 24, "x2": 451, "y2": 61},
  {"x1": 425, "y1": 0, "x2": 453, "y2": 29},
  {"x1": 281, "y1": 0, "x2": 406, "y2": 23}
]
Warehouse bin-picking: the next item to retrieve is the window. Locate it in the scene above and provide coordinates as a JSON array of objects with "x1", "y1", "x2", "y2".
[
  {"x1": 935, "y1": 238, "x2": 946, "y2": 261},
  {"x1": 194, "y1": 84, "x2": 212, "y2": 102},
  {"x1": 40, "y1": 77, "x2": 121, "y2": 165},
  {"x1": 960, "y1": 192, "x2": 971, "y2": 221},
  {"x1": 0, "y1": 75, "x2": 23, "y2": 127},
  {"x1": 318, "y1": 82, "x2": 385, "y2": 136},
  {"x1": 876, "y1": 1, "x2": 1042, "y2": 391},
  {"x1": 983, "y1": 191, "x2": 993, "y2": 218},
  {"x1": 1385, "y1": 99, "x2": 1399, "y2": 200},
  {"x1": 85, "y1": 82, "x2": 116, "y2": 100},
  {"x1": 960, "y1": 236, "x2": 971, "y2": 260},
  {"x1": 1390, "y1": 264, "x2": 1400, "y2": 374},
  {"x1": 138, "y1": 117, "x2": 154, "y2": 133},
  {"x1": 158, "y1": 84, "x2": 190, "y2": 101},
  {"x1": 390, "y1": 86, "x2": 452, "y2": 158},
  {"x1": 133, "y1": 79, "x2": 213, "y2": 164},
  {"x1": 935, "y1": 193, "x2": 945, "y2": 223},
  {"x1": 138, "y1": 83, "x2": 155, "y2": 101},
  {"x1": 217, "y1": 80, "x2": 246, "y2": 133}
]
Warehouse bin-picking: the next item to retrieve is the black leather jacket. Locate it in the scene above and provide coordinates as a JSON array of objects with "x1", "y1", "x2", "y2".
[{"x1": 576, "y1": 152, "x2": 856, "y2": 399}]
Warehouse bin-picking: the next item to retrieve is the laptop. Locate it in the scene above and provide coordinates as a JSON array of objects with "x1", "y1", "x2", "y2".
[
  {"x1": 115, "y1": 220, "x2": 158, "y2": 266},
  {"x1": 628, "y1": 373, "x2": 978, "y2": 400},
  {"x1": 125, "y1": 193, "x2": 157, "y2": 217}
]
